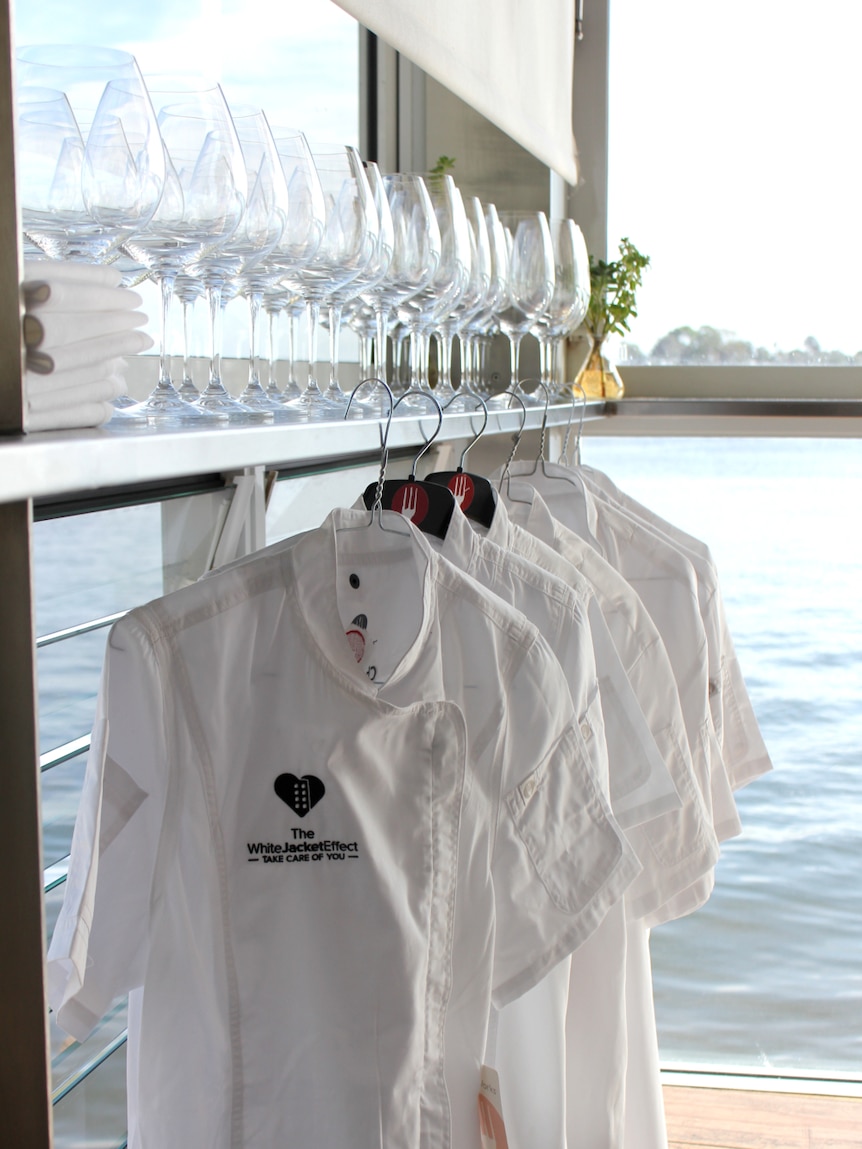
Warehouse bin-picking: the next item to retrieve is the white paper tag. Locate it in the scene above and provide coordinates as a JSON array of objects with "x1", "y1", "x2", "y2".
[{"x1": 478, "y1": 1064, "x2": 509, "y2": 1149}]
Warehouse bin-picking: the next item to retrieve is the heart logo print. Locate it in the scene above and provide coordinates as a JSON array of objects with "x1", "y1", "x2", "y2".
[{"x1": 274, "y1": 773, "x2": 326, "y2": 817}]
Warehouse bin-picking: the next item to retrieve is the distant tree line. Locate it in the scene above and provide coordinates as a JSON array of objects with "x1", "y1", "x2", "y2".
[{"x1": 624, "y1": 325, "x2": 862, "y2": 365}]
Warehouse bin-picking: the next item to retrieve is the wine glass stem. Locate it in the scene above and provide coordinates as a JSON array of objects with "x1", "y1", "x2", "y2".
[
  {"x1": 158, "y1": 274, "x2": 175, "y2": 387},
  {"x1": 375, "y1": 307, "x2": 389, "y2": 385},
  {"x1": 182, "y1": 299, "x2": 194, "y2": 385},
  {"x1": 328, "y1": 302, "x2": 343, "y2": 390},
  {"x1": 207, "y1": 283, "x2": 224, "y2": 387},
  {"x1": 287, "y1": 310, "x2": 298, "y2": 388},
  {"x1": 509, "y1": 333, "x2": 523, "y2": 389},
  {"x1": 408, "y1": 325, "x2": 422, "y2": 390},
  {"x1": 538, "y1": 337, "x2": 551, "y2": 390},
  {"x1": 247, "y1": 291, "x2": 262, "y2": 388},
  {"x1": 437, "y1": 328, "x2": 454, "y2": 394},
  {"x1": 305, "y1": 298, "x2": 320, "y2": 393},
  {"x1": 266, "y1": 309, "x2": 278, "y2": 390}
]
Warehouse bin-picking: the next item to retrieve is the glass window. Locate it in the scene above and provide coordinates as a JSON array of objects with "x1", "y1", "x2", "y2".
[{"x1": 608, "y1": 0, "x2": 862, "y2": 365}]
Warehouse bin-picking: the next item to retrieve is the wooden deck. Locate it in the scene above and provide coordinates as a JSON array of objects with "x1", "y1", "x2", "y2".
[{"x1": 663, "y1": 1086, "x2": 862, "y2": 1148}]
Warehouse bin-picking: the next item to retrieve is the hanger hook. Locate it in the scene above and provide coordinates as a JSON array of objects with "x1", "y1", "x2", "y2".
[
  {"x1": 392, "y1": 388, "x2": 445, "y2": 477},
  {"x1": 528, "y1": 379, "x2": 552, "y2": 464},
  {"x1": 443, "y1": 393, "x2": 489, "y2": 470},
  {"x1": 568, "y1": 381, "x2": 587, "y2": 465},
  {"x1": 345, "y1": 377, "x2": 395, "y2": 518},
  {"x1": 496, "y1": 389, "x2": 528, "y2": 490},
  {"x1": 559, "y1": 383, "x2": 583, "y2": 466}
]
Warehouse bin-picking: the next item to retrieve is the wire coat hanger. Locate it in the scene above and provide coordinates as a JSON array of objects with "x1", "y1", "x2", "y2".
[
  {"x1": 344, "y1": 377, "x2": 410, "y2": 536},
  {"x1": 492, "y1": 389, "x2": 530, "y2": 504},
  {"x1": 559, "y1": 383, "x2": 587, "y2": 468},
  {"x1": 361, "y1": 389, "x2": 456, "y2": 539}
]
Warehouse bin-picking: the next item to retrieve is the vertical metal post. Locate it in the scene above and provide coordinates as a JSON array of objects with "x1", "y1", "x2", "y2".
[
  {"x1": 0, "y1": 506, "x2": 53, "y2": 1149},
  {"x1": 0, "y1": 0, "x2": 24, "y2": 434},
  {"x1": 397, "y1": 54, "x2": 426, "y2": 173},
  {"x1": 570, "y1": 0, "x2": 611, "y2": 260},
  {"x1": 0, "y1": 3, "x2": 53, "y2": 1144}
]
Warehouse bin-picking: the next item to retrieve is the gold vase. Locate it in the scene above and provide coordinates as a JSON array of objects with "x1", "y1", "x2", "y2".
[{"x1": 576, "y1": 340, "x2": 625, "y2": 399}]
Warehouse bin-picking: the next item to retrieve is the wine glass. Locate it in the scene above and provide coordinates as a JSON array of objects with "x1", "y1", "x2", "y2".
[
  {"x1": 461, "y1": 202, "x2": 508, "y2": 400},
  {"x1": 377, "y1": 173, "x2": 441, "y2": 398},
  {"x1": 122, "y1": 85, "x2": 247, "y2": 424},
  {"x1": 333, "y1": 161, "x2": 395, "y2": 413},
  {"x1": 392, "y1": 172, "x2": 468, "y2": 410},
  {"x1": 531, "y1": 218, "x2": 591, "y2": 399},
  {"x1": 282, "y1": 143, "x2": 377, "y2": 421},
  {"x1": 312, "y1": 149, "x2": 383, "y2": 416},
  {"x1": 263, "y1": 131, "x2": 326, "y2": 407},
  {"x1": 494, "y1": 210, "x2": 555, "y2": 406},
  {"x1": 189, "y1": 106, "x2": 288, "y2": 423},
  {"x1": 433, "y1": 193, "x2": 491, "y2": 409},
  {"x1": 16, "y1": 46, "x2": 164, "y2": 264}
]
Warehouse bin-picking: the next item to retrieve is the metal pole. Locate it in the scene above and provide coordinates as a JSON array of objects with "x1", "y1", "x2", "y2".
[{"x1": 0, "y1": 1, "x2": 54, "y2": 1144}]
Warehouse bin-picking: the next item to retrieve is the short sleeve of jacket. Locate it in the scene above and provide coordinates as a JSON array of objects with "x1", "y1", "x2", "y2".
[
  {"x1": 490, "y1": 635, "x2": 640, "y2": 1008},
  {"x1": 46, "y1": 612, "x2": 169, "y2": 1041}
]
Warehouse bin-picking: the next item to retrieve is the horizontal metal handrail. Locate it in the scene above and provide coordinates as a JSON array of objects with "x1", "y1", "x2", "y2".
[
  {"x1": 40, "y1": 735, "x2": 90, "y2": 774},
  {"x1": 44, "y1": 855, "x2": 69, "y2": 894},
  {"x1": 52, "y1": 1028, "x2": 128, "y2": 1106},
  {"x1": 37, "y1": 611, "x2": 127, "y2": 649}
]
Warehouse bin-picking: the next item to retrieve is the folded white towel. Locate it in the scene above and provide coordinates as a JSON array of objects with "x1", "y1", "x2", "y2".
[
  {"x1": 25, "y1": 358, "x2": 126, "y2": 398},
  {"x1": 22, "y1": 259, "x2": 123, "y2": 289},
  {"x1": 26, "y1": 328, "x2": 153, "y2": 375},
  {"x1": 24, "y1": 399, "x2": 115, "y2": 433},
  {"x1": 22, "y1": 281, "x2": 145, "y2": 313},
  {"x1": 23, "y1": 308, "x2": 148, "y2": 351},
  {"x1": 27, "y1": 375, "x2": 125, "y2": 415}
]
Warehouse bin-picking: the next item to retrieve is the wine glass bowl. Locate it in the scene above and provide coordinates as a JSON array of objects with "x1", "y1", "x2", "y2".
[
  {"x1": 494, "y1": 209, "x2": 555, "y2": 404},
  {"x1": 16, "y1": 45, "x2": 165, "y2": 263}
]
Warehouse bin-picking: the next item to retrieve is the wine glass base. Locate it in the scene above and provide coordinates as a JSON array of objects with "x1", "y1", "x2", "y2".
[
  {"x1": 286, "y1": 391, "x2": 347, "y2": 423},
  {"x1": 239, "y1": 390, "x2": 308, "y2": 423},
  {"x1": 196, "y1": 392, "x2": 274, "y2": 425},
  {"x1": 133, "y1": 386, "x2": 229, "y2": 427}
]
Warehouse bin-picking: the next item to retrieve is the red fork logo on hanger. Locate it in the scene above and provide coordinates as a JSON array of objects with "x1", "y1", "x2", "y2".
[
  {"x1": 392, "y1": 482, "x2": 430, "y2": 525},
  {"x1": 447, "y1": 472, "x2": 475, "y2": 512}
]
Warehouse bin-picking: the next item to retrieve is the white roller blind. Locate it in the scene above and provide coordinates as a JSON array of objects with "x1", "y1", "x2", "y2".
[{"x1": 333, "y1": 0, "x2": 579, "y2": 183}]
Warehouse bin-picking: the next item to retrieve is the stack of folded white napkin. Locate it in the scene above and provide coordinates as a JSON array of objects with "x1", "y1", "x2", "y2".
[{"x1": 22, "y1": 260, "x2": 153, "y2": 432}]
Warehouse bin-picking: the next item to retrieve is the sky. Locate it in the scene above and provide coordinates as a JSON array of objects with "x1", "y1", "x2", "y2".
[
  {"x1": 14, "y1": 0, "x2": 360, "y2": 144},
  {"x1": 16, "y1": 0, "x2": 862, "y2": 359},
  {"x1": 607, "y1": 0, "x2": 862, "y2": 356}
]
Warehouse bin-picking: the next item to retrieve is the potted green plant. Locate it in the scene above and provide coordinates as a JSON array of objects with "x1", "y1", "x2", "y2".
[{"x1": 579, "y1": 237, "x2": 649, "y2": 398}]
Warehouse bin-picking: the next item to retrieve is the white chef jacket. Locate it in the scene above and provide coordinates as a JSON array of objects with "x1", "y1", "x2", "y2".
[
  {"x1": 210, "y1": 498, "x2": 673, "y2": 1149},
  {"x1": 499, "y1": 465, "x2": 742, "y2": 852},
  {"x1": 479, "y1": 488, "x2": 720, "y2": 923},
  {"x1": 428, "y1": 504, "x2": 677, "y2": 1149},
  {"x1": 493, "y1": 472, "x2": 742, "y2": 1149},
  {"x1": 48, "y1": 507, "x2": 637, "y2": 1149},
  {"x1": 576, "y1": 463, "x2": 772, "y2": 790},
  {"x1": 466, "y1": 495, "x2": 719, "y2": 1149}
]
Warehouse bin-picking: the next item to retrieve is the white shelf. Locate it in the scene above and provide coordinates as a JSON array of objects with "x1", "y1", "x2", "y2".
[{"x1": 0, "y1": 401, "x2": 604, "y2": 505}]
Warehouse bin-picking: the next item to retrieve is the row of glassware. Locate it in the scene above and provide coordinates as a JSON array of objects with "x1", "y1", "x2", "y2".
[{"x1": 17, "y1": 43, "x2": 591, "y2": 428}]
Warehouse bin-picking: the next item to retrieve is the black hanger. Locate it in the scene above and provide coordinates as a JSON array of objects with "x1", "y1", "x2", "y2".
[
  {"x1": 361, "y1": 389, "x2": 456, "y2": 539},
  {"x1": 426, "y1": 396, "x2": 498, "y2": 528}
]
